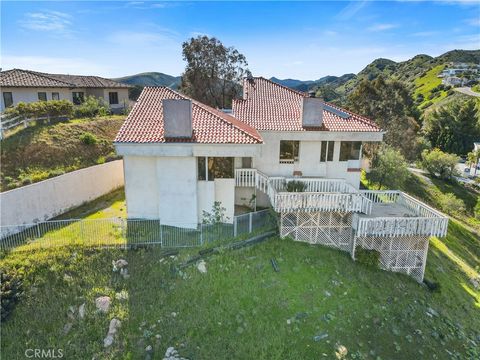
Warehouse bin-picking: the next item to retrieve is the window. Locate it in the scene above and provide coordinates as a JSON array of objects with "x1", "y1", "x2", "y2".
[
  {"x1": 52, "y1": 92, "x2": 60, "y2": 100},
  {"x1": 3, "y1": 92, "x2": 13, "y2": 108},
  {"x1": 242, "y1": 157, "x2": 252, "y2": 168},
  {"x1": 38, "y1": 92, "x2": 47, "y2": 101},
  {"x1": 279, "y1": 140, "x2": 300, "y2": 163},
  {"x1": 72, "y1": 92, "x2": 85, "y2": 105},
  {"x1": 197, "y1": 157, "x2": 234, "y2": 181},
  {"x1": 320, "y1": 141, "x2": 335, "y2": 162},
  {"x1": 339, "y1": 141, "x2": 362, "y2": 161},
  {"x1": 109, "y1": 92, "x2": 119, "y2": 105},
  {"x1": 198, "y1": 157, "x2": 206, "y2": 181}
]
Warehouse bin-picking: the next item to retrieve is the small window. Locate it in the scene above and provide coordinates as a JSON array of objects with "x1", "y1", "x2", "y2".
[
  {"x1": 339, "y1": 142, "x2": 362, "y2": 161},
  {"x1": 3, "y1": 92, "x2": 13, "y2": 108},
  {"x1": 242, "y1": 157, "x2": 252, "y2": 168},
  {"x1": 109, "y1": 92, "x2": 119, "y2": 105},
  {"x1": 320, "y1": 141, "x2": 335, "y2": 162},
  {"x1": 52, "y1": 92, "x2": 60, "y2": 100},
  {"x1": 279, "y1": 140, "x2": 300, "y2": 163},
  {"x1": 197, "y1": 157, "x2": 206, "y2": 181},
  {"x1": 72, "y1": 92, "x2": 84, "y2": 105},
  {"x1": 38, "y1": 92, "x2": 47, "y2": 101}
]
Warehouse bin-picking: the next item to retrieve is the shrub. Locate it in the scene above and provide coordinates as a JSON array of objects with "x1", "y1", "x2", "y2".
[
  {"x1": 368, "y1": 145, "x2": 410, "y2": 189},
  {"x1": 4, "y1": 100, "x2": 73, "y2": 119},
  {"x1": 286, "y1": 180, "x2": 307, "y2": 192},
  {"x1": 436, "y1": 192, "x2": 466, "y2": 216},
  {"x1": 355, "y1": 247, "x2": 380, "y2": 268},
  {"x1": 74, "y1": 96, "x2": 109, "y2": 119},
  {"x1": 79, "y1": 132, "x2": 98, "y2": 145},
  {"x1": 202, "y1": 201, "x2": 228, "y2": 224},
  {"x1": 421, "y1": 149, "x2": 459, "y2": 180},
  {"x1": 1, "y1": 268, "x2": 24, "y2": 322},
  {"x1": 474, "y1": 198, "x2": 480, "y2": 219}
]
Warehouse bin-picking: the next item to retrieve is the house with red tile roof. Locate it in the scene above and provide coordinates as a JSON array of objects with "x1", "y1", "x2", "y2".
[
  {"x1": 115, "y1": 77, "x2": 383, "y2": 226},
  {"x1": 0, "y1": 69, "x2": 130, "y2": 113},
  {"x1": 115, "y1": 77, "x2": 449, "y2": 282}
]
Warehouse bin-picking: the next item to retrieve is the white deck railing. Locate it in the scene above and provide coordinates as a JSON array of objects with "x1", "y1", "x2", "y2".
[
  {"x1": 356, "y1": 190, "x2": 449, "y2": 237},
  {"x1": 235, "y1": 168, "x2": 372, "y2": 214}
]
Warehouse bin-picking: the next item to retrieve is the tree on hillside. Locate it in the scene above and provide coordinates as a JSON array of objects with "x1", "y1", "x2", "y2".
[
  {"x1": 421, "y1": 148, "x2": 459, "y2": 180},
  {"x1": 423, "y1": 99, "x2": 480, "y2": 156},
  {"x1": 346, "y1": 76, "x2": 421, "y2": 160},
  {"x1": 368, "y1": 145, "x2": 410, "y2": 189},
  {"x1": 180, "y1": 36, "x2": 250, "y2": 109}
]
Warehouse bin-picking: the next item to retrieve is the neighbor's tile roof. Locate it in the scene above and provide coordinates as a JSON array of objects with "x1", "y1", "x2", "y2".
[
  {"x1": 114, "y1": 87, "x2": 262, "y2": 144},
  {"x1": 232, "y1": 77, "x2": 382, "y2": 132},
  {"x1": 0, "y1": 69, "x2": 130, "y2": 89}
]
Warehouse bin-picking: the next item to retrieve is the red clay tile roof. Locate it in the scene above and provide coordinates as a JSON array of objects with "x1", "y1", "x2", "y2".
[
  {"x1": 0, "y1": 69, "x2": 130, "y2": 88},
  {"x1": 232, "y1": 77, "x2": 382, "y2": 132},
  {"x1": 115, "y1": 87, "x2": 263, "y2": 144}
]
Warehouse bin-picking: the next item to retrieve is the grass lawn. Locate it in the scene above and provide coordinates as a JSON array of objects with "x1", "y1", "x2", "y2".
[
  {"x1": 1, "y1": 185, "x2": 479, "y2": 359},
  {"x1": 414, "y1": 64, "x2": 449, "y2": 109},
  {"x1": 0, "y1": 115, "x2": 125, "y2": 191}
]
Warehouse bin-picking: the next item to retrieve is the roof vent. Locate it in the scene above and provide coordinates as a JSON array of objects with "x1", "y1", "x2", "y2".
[
  {"x1": 301, "y1": 97, "x2": 323, "y2": 128},
  {"x1": 163, "y1": 99, "x2": 192, "y2": 138}
]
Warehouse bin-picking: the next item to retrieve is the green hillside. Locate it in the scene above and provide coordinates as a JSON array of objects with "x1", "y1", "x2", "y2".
[{"x1": 114, "y1": 72, "x2": 181, "y2": 89}]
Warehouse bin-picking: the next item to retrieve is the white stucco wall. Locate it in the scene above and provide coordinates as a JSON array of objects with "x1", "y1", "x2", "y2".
[
  {"x1": 254, "y1": 131, "x2": 382, "y2": 187},
  {"x1": 197, "y1": 181, "x2": 215, "y2": 222},
  {"x1": 0, "y1": 160, "x2": 124, "y2": 229},
  {"x1": 214, "y1": 179, "x2": 235, "y2": 223}
]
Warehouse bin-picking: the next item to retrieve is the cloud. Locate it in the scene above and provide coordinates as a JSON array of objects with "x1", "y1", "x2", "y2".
[
  {"x1": 411, "y1": 31, "x2": 439, "y2": 37},
  {"x1": 19, "y1": 11, "x2": 72, "y2": 34},
  {"x1": 367, "y1": 23, "x2": 398, "y2": 32},
  {"x1": 336, "y1": 1, "x2": 368, "y2": 20},
  {"x1": 0, "y1": 55, "x2": 109, "y2": 75},
  {"x1": 465, "y1": 17, "x2": 480, "y2": 26},
  {"x1": 107, "y1": 29, "x2": 179, "y2": 46}
]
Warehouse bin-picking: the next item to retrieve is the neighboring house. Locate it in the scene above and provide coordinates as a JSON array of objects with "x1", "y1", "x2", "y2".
[
  {"x1": 442, "y1": 76, "x2": 467, "y2": 87},
  {"x1": 0, "y1": 69, "x2": 130, "y2": 113},
  {"x1": 114, "y1": 77, "x2": 448, "y2": 282}
]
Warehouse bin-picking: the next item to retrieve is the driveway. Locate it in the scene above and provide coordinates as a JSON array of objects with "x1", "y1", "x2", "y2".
[{"x1": 454, "y1": 87, "x2": 480, "y2": 97}]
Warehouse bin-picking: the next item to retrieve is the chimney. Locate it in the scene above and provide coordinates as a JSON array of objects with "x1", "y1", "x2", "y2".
[
  {"x1": 301, "y1": 97, "x2": 323, "y2": 128},
  {"x1": 163, "y1": 99, "x2": 192, "y2": 138}
]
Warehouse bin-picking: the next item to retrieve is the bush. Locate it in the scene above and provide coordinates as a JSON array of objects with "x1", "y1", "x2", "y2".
[
  {"x1": 4, "y1": 100, "x2": 74, "y2": 119},
  {"x1": 421, "y1": 149, "x2": 459, "y2": 180},
  {"x1": 79, "y1": 132, "x2": 98, "y2": 145},
  {"x1": 368, "y1": 145, "x2": 410, "y2": 189},
  {"x1": 286, "y1": 180, "x2": 306, "y2": 192},
  {"x1": 74, "y1": 96, "x2": 109, "y2": 119},
  {"x1": 436, "y1": 192, "x2": 466, "y2": 216},
  {"x1": 1, "y1": 269, "x2": 24, "y2": 322},
  {"x1": 474, "y1": 198, "x2": 480, "y2": 219},
  {"x1": 355, "y1": 247, "x2": 380, "y2": 268}
]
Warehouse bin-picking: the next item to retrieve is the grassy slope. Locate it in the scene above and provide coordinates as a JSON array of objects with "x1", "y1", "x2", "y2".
[
  {"x1": 1, "y1": 183, "x2": 479, "y2": 359},
  {"x1": 413, "y1": 64, "x2": 448, "y2": 109},
  {"x1": 0, "y1": 116, "x2": 125, "y2": 191}
]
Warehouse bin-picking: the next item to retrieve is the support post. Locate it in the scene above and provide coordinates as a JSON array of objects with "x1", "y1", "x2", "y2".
[
  {"x1": 249, "y1": 212, "x2": 253, "y2": 233},
  {"x1": 159, "y1": 219, "x2": 163, "y2": 247},
  {"x1": 233, "y1": 217, "x2": 238, "y2": 237}
]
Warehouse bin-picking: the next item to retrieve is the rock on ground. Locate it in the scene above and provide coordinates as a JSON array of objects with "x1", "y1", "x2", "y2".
[
  {"x1": 163, "y1": 346, "x2": 188, "y2": 360},
  {"x1": 95, "y1": 296, "x2": 111, "y2": 313},
  {"x1": 104, "y1": 318, "x2": 121, "y2": 348},
  {"x1": 113, "y1": 259, "x2": 128, "y2": 271},
  {"x1": 197, "y1": 260, "x2": 207, "y2": 274},
  {"x1": 78, "y1": 303, "x2": 86, "y2": 319}
]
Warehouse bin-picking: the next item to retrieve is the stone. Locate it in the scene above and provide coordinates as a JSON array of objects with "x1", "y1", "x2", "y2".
[
  {"x1": 197, "y1": 260, "x2": 207, "y2": 274},
  {"x1": 115, "y1": 290, "x2": 129, "y2": 301},
  {"x1": 313, "y1": 333, "x2": 328, "y2": 342},
  {"x1": 335, "y1": 344, "x2": 348, "y2": 359},
  {"x1": 63, "y1": 274, "x2": 73, "y2": 282},
  {"x1": 95, "y1": 296, "x2": 111, "y2": 313},
  {"x1": 145, "y1": 345, "x2": 153, "y2": 352},
  {"x1": 470, "y1": 277, "x2": 479, "y2": 290},
  {"x1": 324, "y1": 291, "x2": 331, "y2": 297},
  {"x1": 171, "y1": 312, "x2": 177, "y2": 318},
  {"x1": 78, "y1": 303, "x2": 86, "y2": 319},
  {"x1": 426, "y1": 307, "x2": 439, "y2": 317},
  {"x1": 62, "y1": 322, "x2": 73, "y2": 335},
  {"x1": 120, "y1": 268, "x2": 130, "y2": 279},
  {"x1": 103, "y1": 318, "x2": 121, "y2": 348},
  {"x1": 113, "y1": 259, "x2": 128, "y2": 271}
]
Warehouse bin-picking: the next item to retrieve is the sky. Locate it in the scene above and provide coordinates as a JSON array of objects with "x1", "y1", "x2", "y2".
[{"x1": 1, "y1": 1, "x2": 479, "y2": 80}]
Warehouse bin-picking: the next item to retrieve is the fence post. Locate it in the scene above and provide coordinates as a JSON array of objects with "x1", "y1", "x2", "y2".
[
  {"x1": 159, "y1": 219, "x2": 163, "y2": 247},
  {"x1": 200, "y1": 223, "x2": 204, "y2": 246},
  {"x1": 79, "y1": 220, "x2": 85, "y2": 244},
  {"x1": 233, "y1": 217, "x2": 237, "y2": 237},
  {"x1": 249, "y1": 212, "x2": 253, "y2": 233},
  {"x1": 36, "y1": 223, "x2": 41, "y2": 239}
]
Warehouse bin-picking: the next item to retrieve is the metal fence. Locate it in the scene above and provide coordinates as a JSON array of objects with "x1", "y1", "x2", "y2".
[{"x1": 0, "y1": 209, "x2": 276, "y2": 252}]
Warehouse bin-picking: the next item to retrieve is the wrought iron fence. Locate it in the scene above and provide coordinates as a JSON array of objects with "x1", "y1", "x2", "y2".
[{"x1": 0, "y1": 209, "x2": 276, "y2": 252}]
